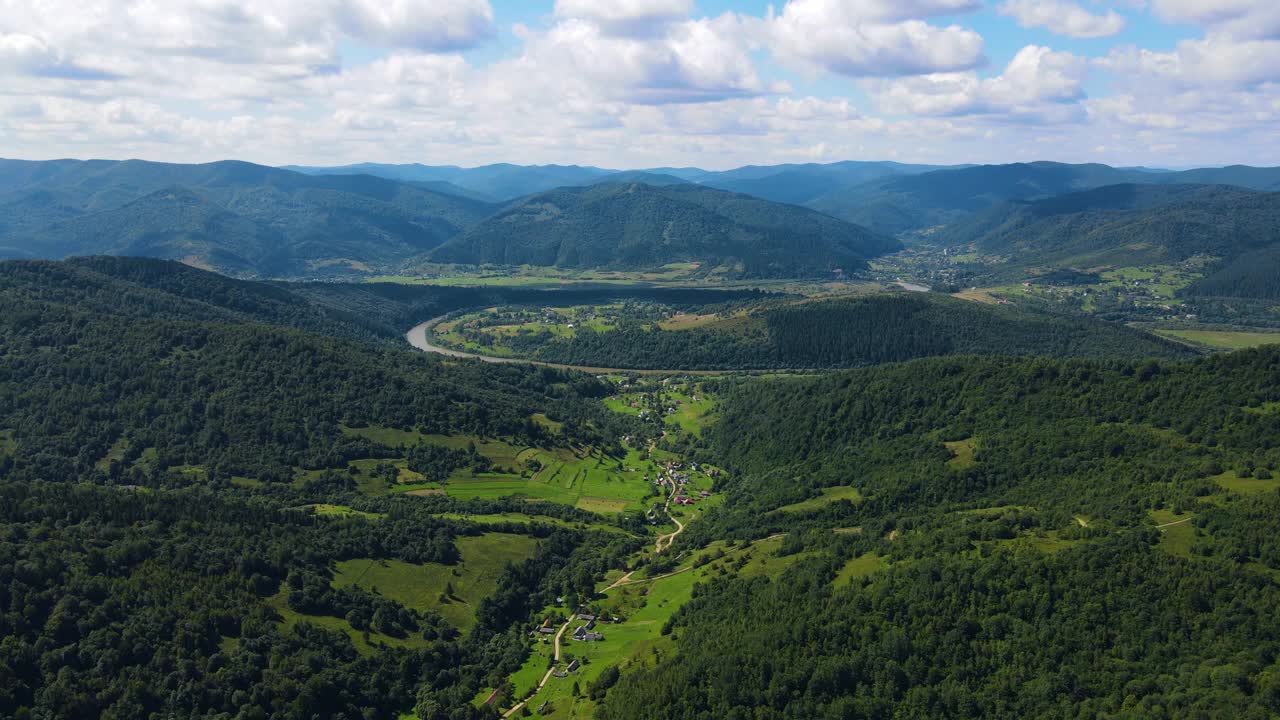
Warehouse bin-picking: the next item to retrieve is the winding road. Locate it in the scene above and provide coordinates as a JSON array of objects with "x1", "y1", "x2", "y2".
[
  {"x1": 498, "y1": 491, "x2": 689, "y2": 717},
  {"x1": 406, "y1": 317, "x2": 722, "y2": 375},
  {"x1": 405, "y1": 315, "x2": 819, "y2": 376}
]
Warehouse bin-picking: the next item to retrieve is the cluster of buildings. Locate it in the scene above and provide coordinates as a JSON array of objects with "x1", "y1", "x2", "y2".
[{"x1": 531, "y1": 609, "x2": 620, "y2": 644}]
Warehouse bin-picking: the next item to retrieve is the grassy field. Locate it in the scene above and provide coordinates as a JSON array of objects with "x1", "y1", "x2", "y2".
[
  {"x1": 945, "y1": 438, "x2": 977, "y2": 469},
  {"x1": 433, "y1": 512, "x2": 631, "y2": 534},
  {"x1": 333, "y1": 532, "x2": 541, "y2": 631},
  {"x1": 1150, "y1": 509, "x2": 1196, "y2": 558},
  {"x1": 833, "y1": 553, "x2": 887, "y2": 589},
  {"x1": 500, "y1": 536, "x2": 821, "y2": 718},
  {"x1": 606, "y1": 388, "x2": 718, "y2": 436},
  {"x1": 1244, "y1": 402, "x2": 1280, "y2": 416},
  {"x1": 1155, "y1": 329, "x2": 1280, "y2": 350},
  {"x1": 440, "y1": 448, "x2": 659, "y2": 514},
  {"x1": 300, "y1": 504, "x2": 386, "y2": 519},
  {"x1": 1213, "y1": 470, "x2": 1280, "y2": 495},
  {"x1": 337, "y1": 426, "x2": 707, "y2": 515},
  {"x1": 777, "y1": 486, "x2": 864, "y2": 513},
  {"x1": 95, "y1": 437, "x2": 130, "y2": 471},
  {"x1": 266, "y1": 590, "x2": 432, "y2": 654},
  {"x1": 294, "y1": 457, "x2": 432, "y2": 496}
]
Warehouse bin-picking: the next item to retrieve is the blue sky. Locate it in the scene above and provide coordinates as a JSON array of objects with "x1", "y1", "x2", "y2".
[{"x1": 1, "y1": 0, "x2": 1278, "y2": 169}]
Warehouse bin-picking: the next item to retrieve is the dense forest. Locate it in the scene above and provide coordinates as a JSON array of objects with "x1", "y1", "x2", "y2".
[
  {"x1": 0, "y1": 257, "x2": 659, "y2": 719},
  {"x1": 809, "y1": 162, "x2": 1280, "y2": 235},
  {"x1": 430, "y1": 182, "x2": 898, "y2": 277},
  {"x1": 934, "y1": 184, "x2": 1280, "y2": 298},
  {"x1": 598, "y1": 348, "x2": 1280, "y2": 718},
  {"x1": 0, "y1": 262, "x2": 654, "y2": 486},
  {"x1": 7, "y1": 255, "x2": 1280, "y2": 719},
  {"x1": 493, "y1": 293, "x2": 1192, "y2": 370}
]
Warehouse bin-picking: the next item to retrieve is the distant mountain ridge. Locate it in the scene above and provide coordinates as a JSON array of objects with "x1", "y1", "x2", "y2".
[
  {"x1": 6, "y1": 156, "x2": 1280, "y2": 279},
  {"x1": 808, "y1": 161, "x2": 1280, "y2": 235},
  {"x1": 286, "y1": 159, "x2": 954, "y2": 205},
  {"x1": 0, "y1": 158, "x2": 496, "y2": 274},
  {"x1": 935, "y1": 182, "x2": 1280, "y2": 298},
  {"x1": 430, "y1": 182, "x2": 899, "y2": 277}
]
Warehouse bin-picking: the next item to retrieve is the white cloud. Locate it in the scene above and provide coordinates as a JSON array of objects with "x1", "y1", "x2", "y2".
[
  {"x1": 1103, "y1": 34, "x2": 1280, "y2": 89},
  {"x1": 1084, "y1": 94, "x2": 1181, "y2": 128},
  {"x1": 1150, "y1": 0, "x2": 1280, "y2": 40},
  {"x1": 554, "y1": 0, "x2": 693, "y2": 36},
  {"x1": 770, "y1": 0, "x2": 986, "y2": 77},
  {"x1": 506, "y1": 14, "x2": 771, "y2": 105},
  {"x1": 999, "y1": 0, "x2": 1126, "y2": 39},
  {"x1": 2, "y1": 0, "x2": 1280, "y2": 169},
  {"x1": 0, "y1": 0, "x2": 496, "y2": 78},
  {"x1": 336, "y1": 0, "x2": 495, "y2": 51},
  {"x1": 877, "y1": 45, "x2": 1087, "y2": 117}
]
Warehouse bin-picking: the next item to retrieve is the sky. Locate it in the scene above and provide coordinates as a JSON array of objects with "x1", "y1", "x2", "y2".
[{"x1": 0, "y1": 0, "x2": 1278, "y2": 170}]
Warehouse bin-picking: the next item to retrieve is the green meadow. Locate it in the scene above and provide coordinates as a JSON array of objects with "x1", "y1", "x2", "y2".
[
  {"x1": 1213, "y1": 470, "x2": 1280, "y2": 495},
  {"x1": 1150, "y1": 509, "x2": 1196, "y2": 558},
  {"x1": 334, "y1": 532, "x2": 541, "y2": 632},
  {"x1": 337, "y1": 426, "x2": 660, "y2": 513},
  {"x1": 945, "y1": 438, "x2": 978, "y2": 469},
  {"x1": 1155, "y1": 329, "x2": 1280, "y2": 350},
  {"x1": 499, "y1": 536, "x2": 820, "y2": 718},
  {"x1": 777, "y1": 485, "x2": 864, "y2": 513}
]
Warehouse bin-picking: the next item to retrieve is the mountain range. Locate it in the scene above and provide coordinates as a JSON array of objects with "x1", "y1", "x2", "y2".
[
  {"x1": 808, "y1": 162, "x2": 1280, "y2": 236},
  {"x1": 0, "y1": 159, "x2": 495, "y2": 274},
  {"x1": 934, "y1": 183, "x2": 1280, "y2": 298},
  {"x1": 0, "y1": 158, "x2": 903, "y2": 278},
  {"x1": 284, "y1": 159, "x2": 951, "y2": 204},
  {"x1": 5, "y1": 156, "x2": 1280, "y2": 282},
  {"x1": 429, "y1": 182, "x2": 898, "y2": 277}
]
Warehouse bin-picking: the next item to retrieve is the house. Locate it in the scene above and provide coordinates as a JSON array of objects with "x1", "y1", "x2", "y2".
[
  {"x1": 567, "y1": 660, "x2": 581, "y2": 673},
  {"x1": 572, "y1": 626, "x2": 604, "y2": 642},
  {"x1": 577, "y1": 612, "x2": 597, "y2": 622}
]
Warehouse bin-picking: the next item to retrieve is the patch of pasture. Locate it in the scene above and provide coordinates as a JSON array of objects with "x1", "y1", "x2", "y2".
[
  {"x1": 333, "y1": 532, "x2": 540, "y2": 632},
  {"x1": 1149, "y1": 509, "x2": 1196, "y2": 558},
  {"x1": 833, "y1": 553, "x2": 886, "y2": 588},
  {"x1": 1155, "y1": 329, "x2": 1280, "y2": 351},
  {"x1": 95, "y1": 437, "x2": 130, "y2": 471},
  {"x1": 298, "y1": 504, "x2": 385, "y2": 519},
  {"x1": 266, "y1": 590, "x2": 430, "y2": 655},
  {"x1": 1213, "y1": 470, "x2": 1280, "y2": 495},
  {"x1": 776, "y1": 486, "x2": 864, "y2": 513},
  {"x1": 945, "y1": 438, "x2": 977, "y2": 469}
]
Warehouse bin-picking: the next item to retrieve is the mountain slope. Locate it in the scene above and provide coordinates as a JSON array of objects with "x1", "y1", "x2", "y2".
[
  {"x1": 699, "y1": 160, "x2": 951, "y2": 206},
  {"x1": 430, "y1": 182, "x2": 899, "y2": 277},
  {"x1": 0, "y1": 159, "x2": 497, "y2": 274},
  {"x1": 285, "y1": 162, "x2": 617, "y2": 201},
  {"x1": 487, "y1": 292, "x2": 1194, "y2": 369},
  {"x1": 807, "y1": 162, "x2": 1280, "y2": 236},
  {"x1": 934, "y1": 184, "x2": 1280, "y2": 296}
]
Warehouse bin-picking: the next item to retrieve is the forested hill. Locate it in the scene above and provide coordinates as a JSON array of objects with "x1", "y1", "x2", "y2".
[
  {"x1": 934, "y1": 184, "x2": 1280, "y2": 297},
  {"x1": 807, "y1": 161, "x2": 1280, "y2": 236},
  {"x1": 0, "y1": 256, "x2": 778, "y2": 346},
  {"x1": 0, "y1": 158, "x2": 495, "y2": 275},
  {"x1": 492, "y1": 293, "x2": 1194, "y2": 370},
  {"x1": 0, "y1": 258, "x2": 652, "y2": 718},
  {"x1": 0, "y1": 257, "x2": 655, "y2": 483},
  {"x1": 429, "y1": 182, "x2": 899, "y2": 278},
  {"x1": 599, "y1": 348, "x2": 1280, "y2": 718}
]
